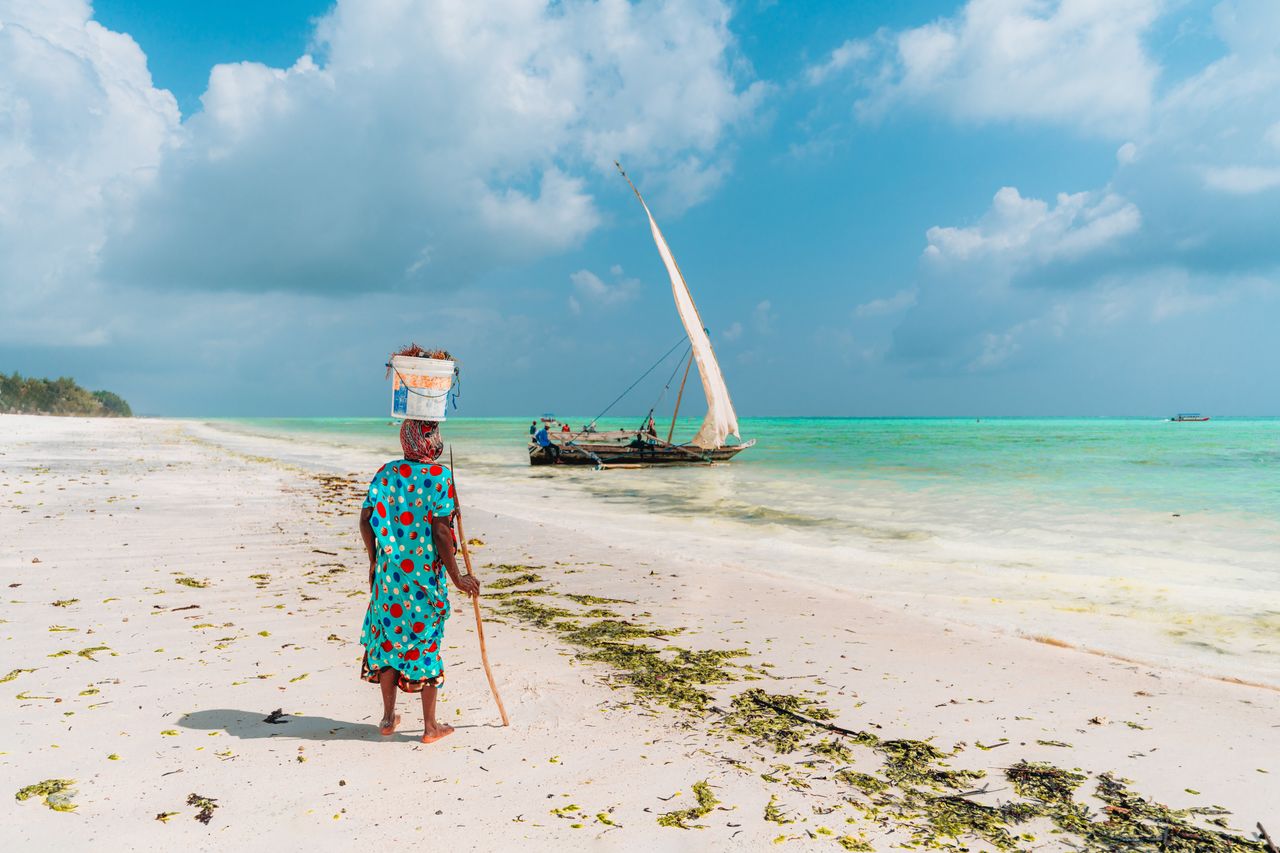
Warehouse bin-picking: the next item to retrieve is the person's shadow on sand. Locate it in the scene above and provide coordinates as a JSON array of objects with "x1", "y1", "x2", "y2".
[{"x1": 180, "y1": 709, "x2": 423, "y2": 742}]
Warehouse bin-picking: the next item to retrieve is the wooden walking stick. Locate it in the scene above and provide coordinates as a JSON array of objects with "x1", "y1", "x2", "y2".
[{"x1": 449, "y1": 448, "x2": 509, "y2": 726}]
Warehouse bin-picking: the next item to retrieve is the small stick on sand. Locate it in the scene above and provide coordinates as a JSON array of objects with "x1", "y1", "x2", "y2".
[
  {"x1": 449, "y1": 448, "x2": 509, "y2": 727},
  {"x1": 1259, "y1": 822, "x2": 1278, "y2": 853}
]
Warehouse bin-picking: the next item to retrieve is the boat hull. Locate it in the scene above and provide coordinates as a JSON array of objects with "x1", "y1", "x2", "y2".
[{"x1": 529, "y1": 440, "x2": 753, "y2": 467}]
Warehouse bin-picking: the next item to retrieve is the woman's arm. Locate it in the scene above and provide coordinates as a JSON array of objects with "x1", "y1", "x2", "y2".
[
  {"x1": 432, "y1": 515, "x2": 480, "y2": 597},
  {"x1": 360, "y1": 507, "x2": 376, "y2": 590}
]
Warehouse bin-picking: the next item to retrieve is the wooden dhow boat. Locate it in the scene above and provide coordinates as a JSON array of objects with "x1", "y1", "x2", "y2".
[{"x1": 529, "y1": 166, "x2": 755, "y2": 468}]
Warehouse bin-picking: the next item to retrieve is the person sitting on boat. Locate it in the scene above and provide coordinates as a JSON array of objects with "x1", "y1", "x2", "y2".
[
  {"x1": 529, "y1": 420, "x2": 537, "y2": 435},
  {"x1": 534, "y1": 424, "x2": 560, "y2": 461},
  {"x1": 644, "y1": 415, "x2": 657, "y2": 438},
  {"x1": 561, "y1": 423, "x2": 570, "y2": 433}
]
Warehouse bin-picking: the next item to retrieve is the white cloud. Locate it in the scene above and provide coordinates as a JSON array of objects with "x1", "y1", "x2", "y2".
[
  {"x1": 969, "y1": 304, "x2": 1068, "y2": 371},
  {"x1": 924, "y1": 186, "x2": 1141, "y2": 266},
  {"x1": 1116, "y1": 142, "x2": 1138, "y2": 165},
  {"x1": 752, "y1": 299, "x2": 774, "y2": 333},
  {"x1": 722, "y1": 321, "x2": 743, "y2": 340},
  {"x1": 812, "y1": 0, "x2": 1161, "y2": 137},
  {"x1": 805, "y1": 38, "x2": 872, "y2": 85},
  {"x1": 1, "y1": 0, "x2": 764, "y2": 336},
  {"x1": 1201, "y1": 165, "x2": 1280, "y2": 195},
  {"x1": 569, "y1": 266, "x2": 639, "y2": 309},
  {"x1": 855, "y1": 288, "x2": 917, "y2": 318},
  {"x1": 0, "y1": 0, "x2": 179, "y2": 345}
]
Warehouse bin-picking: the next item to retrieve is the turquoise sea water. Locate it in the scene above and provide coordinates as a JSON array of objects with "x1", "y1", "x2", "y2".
[
  {"x1": 222, "y1": 416, "x2": 1280, "y2": 522},
  {"x1": 204, "y1": 415, "x2": 1280, "y2": 682}
]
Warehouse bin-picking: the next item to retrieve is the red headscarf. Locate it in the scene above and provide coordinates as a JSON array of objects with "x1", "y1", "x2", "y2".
[{"x1": 400, "y1": 419, "x2": 443, "y2": 463}]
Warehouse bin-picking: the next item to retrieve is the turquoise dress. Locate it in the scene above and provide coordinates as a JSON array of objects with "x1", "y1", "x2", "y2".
[{"x1": 359, "y1": 459, "x2": 456, "y2": 692}]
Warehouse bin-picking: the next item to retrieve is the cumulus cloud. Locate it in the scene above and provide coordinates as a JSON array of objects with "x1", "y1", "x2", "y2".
[
  {"x1": 752, "y1": 299, "x2": 774, "y2": 333},
  {"x1": 0, "y1": 0, "x2": 179, "y2": 345},
  {"x1": 924, "y1": 186, "x2": 1141, "y2": 267},
  {"x1": 569, "y1": 266, "x2": 640, "y2": 311},
  {"x1": 855, "y1": 288, "x2": 917, "y2": 318},
  {"x1": 2, "y1": 0, "x2": 765, "y2": 333},
  {"x1": 811, "y1": 0, "x2": 1161, "y2": 136}
]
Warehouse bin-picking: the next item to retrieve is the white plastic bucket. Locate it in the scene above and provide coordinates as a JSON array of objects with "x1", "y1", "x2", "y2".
[{"x1": 388, "y1": 355, "x2": 456, "y2": 420}]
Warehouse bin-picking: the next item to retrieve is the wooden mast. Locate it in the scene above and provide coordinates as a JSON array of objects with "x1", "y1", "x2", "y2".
[{"x1": 666, "y1": 350, "x2": 694, "y2": 445}]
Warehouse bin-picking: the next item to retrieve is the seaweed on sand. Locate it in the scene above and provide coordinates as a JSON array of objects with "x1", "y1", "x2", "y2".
[
  {"x1": 1006, "y1": 760, "x2": 1084, "y2": 805},
  {"x1": 484, "y1": 587, "x2": 555, "y2": 600},
  {"x1": 494, "y1": 598, "x2": 575, "y2": 628},
  {"x1": 493, "y1": 587, "x2": 742, "y2": 711},
  {"x1": 564, "y1": 593, "x2": 633, "y2": 606},
  {"x1": 561, "y1": 618, "x2": 675, "y2": 646},
  {"x1": 487, "y1": 572, "x2": 1263, "y2": 851},
  {"x1": 657, "y1": 781, "x2": 719, "y2": 829},
  {"x1": 187, "y1": 793, "x2": 218, "y2": 825},
  {"x1": 581, "y1": 645, "x2": 744, "y2": 712},
  {"x1": 1084, "y1": 773, "x2": 1264, "y2": 853},
  {"x1": 763, "y1": 794, "x2": 793, "y2": 824},
  {"x1": 488, "y1": 573, "x2": 542, "y2": 589},
  {"x1": 16, "y1": 779, "x2": 77, "y2": 812},
  {"x1": 878, "y1": 738, "x2": 984, "y2": 791},
  {"x1": 918, "y1": 795, "x2": 1021, "y2": 850},
  {"x1": 834, "y1": 769, "x2": 888, "y2": 795},
  {"x1": 720, "y1": 688, "x2": 847, "y2": 754}
]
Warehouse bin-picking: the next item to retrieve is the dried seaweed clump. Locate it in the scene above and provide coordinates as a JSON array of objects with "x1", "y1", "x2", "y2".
[
  {"x1": 834, "y1": 769, "x2": 887, "y2": 795},
  {"x1": 386, "y1": 344, "x2": 453, "y2": 377},
  {"x1": 561, "y1": 618, "x2": 675, "y2": 646},
  {"x1": 495, "y1": 598, "x2": 575, "y2": 629},
  {"x1": 488, "y1": 573, "x2": 543, "y2": 590},
  {"x1": 656, "y1": 781, "x2": 719, "y2": 829},
  {"x1": 1085, "y1": 773, "x2": 1263, "y2": 853},
  {"x1": 918, "y1": 795, "x2": 1021, "y2": 851},
  {"x1": 564, "y1": 593, "x2": 632, "y2": 605},
  {"x1": 998, "y1": 762, "x2": 1265, "y2": 852},
  {"x1": 187, "y1": 793, "x2": 219, "y2": 825},
  {"x1": 16, "y1": 779, "x2": 76, "y2": 812},
  {"x1": 175, "y1": 577, "x2": 209, "y2": 589},
  {"x1": 720, "y1": 689, "x2": 843, "y2": 754},
  {"x1": 878, "y1": 738, "x2": 983, "y2": 791},
  {"x1": 581, "y1": 644, "x2": 743, "y2": 712}
]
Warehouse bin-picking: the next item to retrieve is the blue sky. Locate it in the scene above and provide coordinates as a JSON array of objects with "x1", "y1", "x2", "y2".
[{"x1": 2, "y1": 0, "x2": 1278, "y2": 417}]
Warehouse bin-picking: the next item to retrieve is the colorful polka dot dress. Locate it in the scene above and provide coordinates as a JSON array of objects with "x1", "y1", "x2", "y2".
[{"x1": 359, "y1": 459, "x2": 457, "y2": 692}]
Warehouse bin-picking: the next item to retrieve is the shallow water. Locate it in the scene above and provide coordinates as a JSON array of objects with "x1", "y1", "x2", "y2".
[{"x1": 203, "y1": 416, "x2": 1280, "y2": 684}]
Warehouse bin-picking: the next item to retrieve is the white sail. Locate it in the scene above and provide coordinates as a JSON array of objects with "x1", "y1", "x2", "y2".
[{"x1": 630, "y1": 187, "x2": 739, "y2": 449}]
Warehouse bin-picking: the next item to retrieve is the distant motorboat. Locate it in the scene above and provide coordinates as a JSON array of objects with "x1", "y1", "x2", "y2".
[{"x1": 1170, "y1": 413, "x2": 1210, "y2": 422}]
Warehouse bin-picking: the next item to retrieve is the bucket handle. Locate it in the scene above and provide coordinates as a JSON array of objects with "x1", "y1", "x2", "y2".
[{"x1": 387, "y1": 363, "x2": 461, "y2": 410}]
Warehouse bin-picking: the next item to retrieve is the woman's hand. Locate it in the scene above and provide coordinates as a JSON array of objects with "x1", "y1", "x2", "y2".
[{"x1": 455, "y1": 574, "x2": 480, "y2": 598}]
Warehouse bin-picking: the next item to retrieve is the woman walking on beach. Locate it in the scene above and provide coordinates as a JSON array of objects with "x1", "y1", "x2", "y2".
[{"x1": 358, "y1": 418, "x2": 479, "y2": 743}]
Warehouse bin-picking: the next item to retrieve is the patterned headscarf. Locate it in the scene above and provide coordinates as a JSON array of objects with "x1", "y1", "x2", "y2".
[{"x1": 400, "y1": 419, "x2": 444, "y2": 463}]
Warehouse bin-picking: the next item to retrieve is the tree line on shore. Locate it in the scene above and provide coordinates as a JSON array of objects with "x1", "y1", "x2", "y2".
[{"x1": 0, "y1": 372, "x2": 132, "y2": 417}]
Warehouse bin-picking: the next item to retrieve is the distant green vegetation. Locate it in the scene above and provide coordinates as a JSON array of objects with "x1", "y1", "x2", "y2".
[{"x1": 0, "y1": 373, "x2": 132, "y2": 417}]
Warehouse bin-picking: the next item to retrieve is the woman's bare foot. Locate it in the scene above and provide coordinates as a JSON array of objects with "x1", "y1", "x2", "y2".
[
  {"x1": 379, "y1": 713, "x2": 401, "y2": 736},
  {"x1": 420, "y1": 722, "x2": 454, "y2": 744}
]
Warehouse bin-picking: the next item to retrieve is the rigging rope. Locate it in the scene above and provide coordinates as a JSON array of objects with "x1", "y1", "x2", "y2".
[
  {"x1": 649, "y1": 343, "x2": 693, "y2": 420},
  {"x1": 559, "y1": 333, "x2": 688, "y2": 447}
]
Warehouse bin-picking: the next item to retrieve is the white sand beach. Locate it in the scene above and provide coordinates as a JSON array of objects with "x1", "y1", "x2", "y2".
[{"x1": 2, "y1": 415, "x2": 1277, "y2": 851}]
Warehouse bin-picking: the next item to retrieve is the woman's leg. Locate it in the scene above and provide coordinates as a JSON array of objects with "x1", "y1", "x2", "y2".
[
  {"x1": 420, "y1": 685, "x2": 454, "y2": 743},
  {"x1": 378, "y1": 668, "x2": 400, "y2": 733}
]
